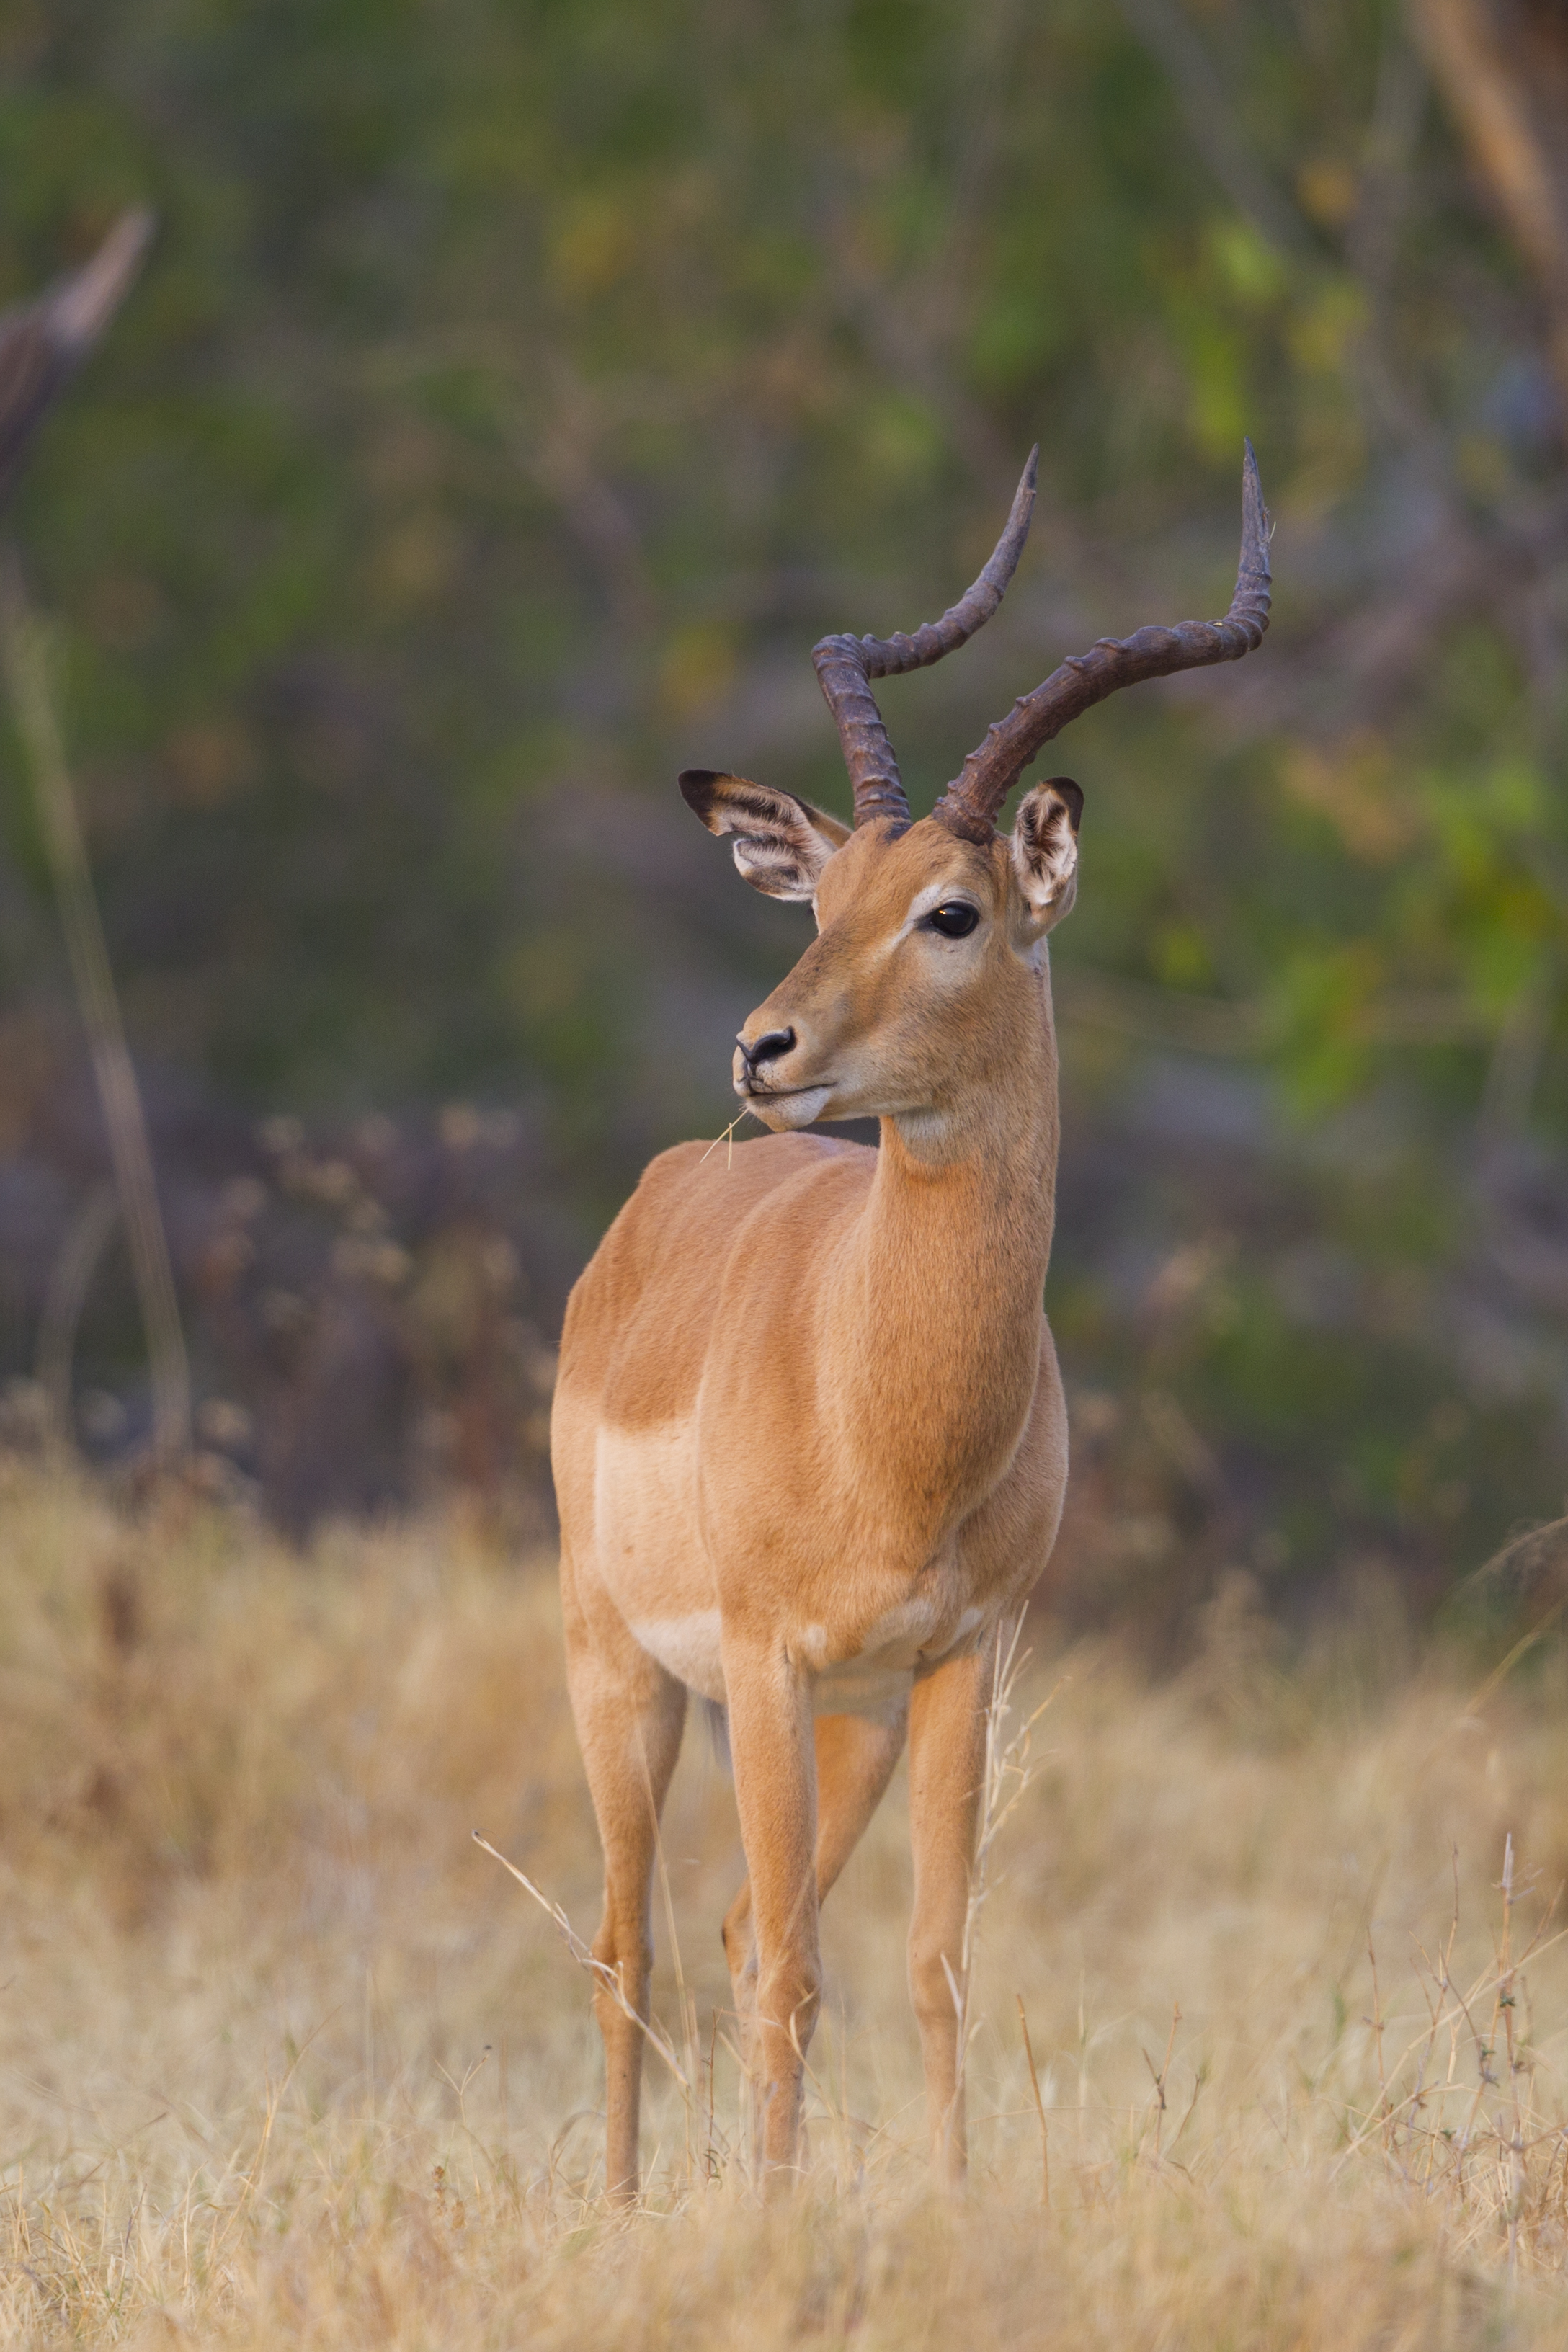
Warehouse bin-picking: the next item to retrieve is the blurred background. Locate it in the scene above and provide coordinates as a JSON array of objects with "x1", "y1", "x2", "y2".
[{"x1": 1, "y1": 0, "x2": 1565, "y2": 1638}]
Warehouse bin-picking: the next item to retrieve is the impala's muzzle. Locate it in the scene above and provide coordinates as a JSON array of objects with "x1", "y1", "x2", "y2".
[
  {"x1": 735, "y1": 1026, "x2": 796, "y2": 1092},
  {"x1": 733, "y1": 1017, "x2": 834, "y2": 1129}
]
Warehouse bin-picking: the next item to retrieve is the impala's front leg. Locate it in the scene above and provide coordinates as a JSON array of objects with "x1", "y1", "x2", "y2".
[
  {"x1": 723, "y1": 1637, "x2": 819, "y2": 2188},
  {"x1": 561, "y1": 1598, "x2": 687, "y2": 2205},
  {"x1": 907, "y1": 1638, "x2": 993, "y2": 2188}
]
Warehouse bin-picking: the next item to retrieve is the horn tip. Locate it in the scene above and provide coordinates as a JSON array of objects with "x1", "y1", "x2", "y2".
[
  {"x1": 1242, "y1": 437, "x2": 1266, "y2": 506},
  {"x1": 1239, "y1": 437, "x2": 1270, "y2": 551}
]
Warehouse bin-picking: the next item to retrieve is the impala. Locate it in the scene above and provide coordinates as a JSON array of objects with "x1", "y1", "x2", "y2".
[{"x1": 551, "y1": 443, "x2": 1270, "y2": 2197}]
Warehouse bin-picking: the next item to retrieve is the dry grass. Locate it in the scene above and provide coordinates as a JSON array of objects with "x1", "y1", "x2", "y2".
[{"x1": 7, "y1": 1469, "x2": 1568, "y2": 2345}]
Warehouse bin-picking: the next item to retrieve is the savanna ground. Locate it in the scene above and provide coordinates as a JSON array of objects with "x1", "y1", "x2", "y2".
[{"x1": 6, "y1": 1466, "x2": 1568, "y2": 2347}]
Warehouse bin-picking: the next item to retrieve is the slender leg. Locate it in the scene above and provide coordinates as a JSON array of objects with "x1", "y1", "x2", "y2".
[
  {"x1": 562, "y1": 1602, "x2": 687, "y2": 2204},
  {"x1": 906, "y1": 1640, "x2": 992, "y2": 2189},
  {"x1": 722, "y1": 1640, "x2": 821, "y2": 2188},
  {"x1": 723, "y1": 1705, "x2": 907, "y2": 2029}
]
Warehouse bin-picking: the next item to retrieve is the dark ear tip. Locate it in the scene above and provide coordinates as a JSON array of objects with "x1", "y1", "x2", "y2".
[
  {"x1": 678, "y1": 767, "x2": 721, "y2": 815},
  {"x1": 1043, "y1": 775, "x2": 1084, "y2": 834}
]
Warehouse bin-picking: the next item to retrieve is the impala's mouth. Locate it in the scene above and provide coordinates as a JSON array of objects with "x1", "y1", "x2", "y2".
[{"x1": 736, "y1": 1080, "x2": 834, "y2": 1130}]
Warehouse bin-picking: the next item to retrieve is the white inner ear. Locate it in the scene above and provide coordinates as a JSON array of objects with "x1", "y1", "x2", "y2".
[
  {"x1": 690, "y1": 775, "x2": 844, "y2": 901},
  {"x1": 1010, "y1": 784, "x2": 1079, "y2": 925},
  {"x1": 729, "y1": 814, "x2": 837, "y2": 901}
]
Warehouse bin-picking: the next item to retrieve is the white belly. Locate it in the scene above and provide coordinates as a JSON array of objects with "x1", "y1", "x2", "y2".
[
  {"x1": 592, "y1": 1419, "x2": 726, "y2": 1700},
  {"x1": 625, "y1": 1626, "x2": 912, "y2": 1719},
  {"x1": 632, "y1": 1607, "x2": 726, "y2": 1701}
]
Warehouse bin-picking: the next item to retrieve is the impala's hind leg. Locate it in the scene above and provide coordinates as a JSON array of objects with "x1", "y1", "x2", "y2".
[
  {"x1": 723, "y1": 1706, "x2": 907, "y2": 2161},
  {"x1": 562, "y1": 1596, "x2": 687, "y2": 2204}
]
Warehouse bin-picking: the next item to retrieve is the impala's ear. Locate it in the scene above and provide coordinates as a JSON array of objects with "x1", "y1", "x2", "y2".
[
  {"x1": 1010, "y1": 776, "x2": 1082, "y2": 935},
  {"x1": 679, "y1": 769, "x2": 850, "y2": 901}
]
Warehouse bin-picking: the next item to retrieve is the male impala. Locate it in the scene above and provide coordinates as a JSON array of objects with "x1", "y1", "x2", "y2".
[{"x1": 551, "y1": 445, "x2": 1270, "y2": 2197}]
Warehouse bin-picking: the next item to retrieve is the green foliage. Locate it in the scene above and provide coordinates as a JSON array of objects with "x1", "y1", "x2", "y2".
[{"x1": 1, "y1": 0, "x2": 1565, "y2": 1587}]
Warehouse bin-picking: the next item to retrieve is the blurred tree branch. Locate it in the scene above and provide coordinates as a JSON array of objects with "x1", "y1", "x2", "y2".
[
  {"x1": 1114, "y1": 0, "x2": 1312, "y2": 259},
  {"x1": 0, "y1": 210, "x2": 190, "y2": 1471},
  {"x1": 1409, "y1": 0, "x2": 1568, "y2": 398},
  {"x1": 1, "y1": 565, "x2": 190, "y2": 1468},
  {"x1": 0, "y1": 210, "x2": 151, "y2": 502}
]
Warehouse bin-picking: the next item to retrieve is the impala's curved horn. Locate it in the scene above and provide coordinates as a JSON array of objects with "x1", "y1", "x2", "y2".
[
  {"x1": 811, "y1": 447, "x2": 1038, "y2": 831},
  {"x1": 932, "y1": 440, "x2": 1271, "y2": 844}
]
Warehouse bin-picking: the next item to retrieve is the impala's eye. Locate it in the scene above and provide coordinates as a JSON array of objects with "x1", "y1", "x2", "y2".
[{"x1": 927, "y1": 901, "x2": 979, "y2": 939}]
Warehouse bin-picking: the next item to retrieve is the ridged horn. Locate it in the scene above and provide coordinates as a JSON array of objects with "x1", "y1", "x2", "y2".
[
  {"x1": 811, "y1": 446, "x2": 1038, "y2": 829},
  {"x1": 932, "y1": 440, "x2": 1271, "y2": 842}
]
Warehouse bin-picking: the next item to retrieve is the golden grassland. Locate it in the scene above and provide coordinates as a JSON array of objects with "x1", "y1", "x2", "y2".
[{"x1": 6, "y1": 1468, "x2": 1568, "y2": 2345}]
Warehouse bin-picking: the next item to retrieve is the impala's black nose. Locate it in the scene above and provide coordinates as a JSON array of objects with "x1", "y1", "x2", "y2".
[{"x1": 737, "y1": 1025, "x2": 796, "y2": 1073}]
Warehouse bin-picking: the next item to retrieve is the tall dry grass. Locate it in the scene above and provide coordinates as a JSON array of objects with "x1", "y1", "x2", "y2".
[{"x1": 6, "y1": 1466, "x2": 1568, "y2": 2345}]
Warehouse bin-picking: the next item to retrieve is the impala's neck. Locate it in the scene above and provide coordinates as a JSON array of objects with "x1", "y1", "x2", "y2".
[{"x1": 829, "y1": 957, "x2": 1060, "y2": 1533}]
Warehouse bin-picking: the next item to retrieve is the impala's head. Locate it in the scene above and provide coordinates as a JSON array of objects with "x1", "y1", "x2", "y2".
[
  {"x1": 681, "y1": 442, "x2": 1271, "y2": 1136},
  {"x1": 680, "y1": 773, "x2": 1083, "y2": 1131}
]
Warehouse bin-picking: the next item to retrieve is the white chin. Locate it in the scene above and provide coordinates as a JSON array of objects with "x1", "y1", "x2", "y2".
[{"x1": 749, "y1": 1086, "x2": 832, "y2": 1131}]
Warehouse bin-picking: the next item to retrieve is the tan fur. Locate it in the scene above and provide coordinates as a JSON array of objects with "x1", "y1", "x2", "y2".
[{"x1": 552, "y1": 783, "x2": 1078, "y2": 2198}]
